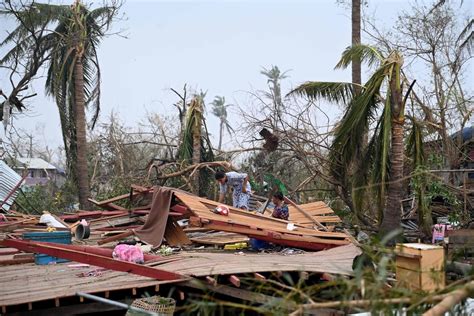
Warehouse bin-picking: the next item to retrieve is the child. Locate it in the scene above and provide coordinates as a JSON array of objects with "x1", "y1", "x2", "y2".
[{"x1": 271, "y1": 192, "x2": 289, "y2": 220}]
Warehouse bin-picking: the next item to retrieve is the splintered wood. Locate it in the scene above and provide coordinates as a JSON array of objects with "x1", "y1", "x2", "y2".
[{"x1": 173, "y1": 191, "x2": 350, "y2": 251}]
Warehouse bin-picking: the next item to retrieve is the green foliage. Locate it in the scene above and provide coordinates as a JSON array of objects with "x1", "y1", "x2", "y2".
[
  {"x1": 177, "y1": 97, "x2": 215, "y2": 197},
  {"x1": 289, "y1": 45, "x2": 407, "y2": 230},
  {"x1": 177, "y1": 235, "x2": 468, "y2": 315},
  {"x1": 1, "y1": 1, "x2": 119, "y2": 190},
  {"x1": 15, "y1": 182, "x2": 77, "y2": 214},
  {"x1": 289, "y1": 81, "x2": 356, "y2": 105}
]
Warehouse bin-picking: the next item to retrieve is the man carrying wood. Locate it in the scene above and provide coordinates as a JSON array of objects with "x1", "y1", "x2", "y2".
[{"x1": 215, "y1": 171, "x2": 251, "y2": 210}]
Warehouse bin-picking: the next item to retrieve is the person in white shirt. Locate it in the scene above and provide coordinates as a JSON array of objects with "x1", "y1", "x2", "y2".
[{"x1": 215, "y1": 171, "x2": 251, "y2": 210}]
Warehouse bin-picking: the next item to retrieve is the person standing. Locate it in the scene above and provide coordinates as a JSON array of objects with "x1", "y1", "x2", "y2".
[{"x1": 215, "y1": 171, "x2": 251, "y2": 210}]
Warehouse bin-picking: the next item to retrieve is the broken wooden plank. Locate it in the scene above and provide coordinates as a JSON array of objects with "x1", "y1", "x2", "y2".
[
  {"x1": 164, "y1": 218, "x2": 192, "y2": 246},
  {"x1": 97, "y1": 230, "x2": 135, "y2": 245}
]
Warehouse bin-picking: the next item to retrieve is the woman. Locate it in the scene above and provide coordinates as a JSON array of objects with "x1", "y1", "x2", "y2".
[{"x1": 271, "y1": 191, "x2": 289, "y2": 220}]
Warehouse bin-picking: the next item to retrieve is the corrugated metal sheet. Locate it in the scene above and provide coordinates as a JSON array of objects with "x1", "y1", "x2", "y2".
[
  {"x1": 14, "y1": 157, "x2": 57, "y2": 170},
  {"x1": 0, "y1": 160, "x2": 22, "y2": 211}
]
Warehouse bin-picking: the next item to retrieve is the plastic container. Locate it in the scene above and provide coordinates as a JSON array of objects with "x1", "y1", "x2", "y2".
[
  {"x1": 249, "y1": 238, "x2": 272, "y2": 250},
  {"x1": 22, "y1": 231, "x2": 72, "y2": 265}
]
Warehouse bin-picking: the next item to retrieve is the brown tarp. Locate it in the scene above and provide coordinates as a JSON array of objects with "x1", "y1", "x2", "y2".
[{"x1": 134, "y1": 186, "x2": 173, "y2": 246}]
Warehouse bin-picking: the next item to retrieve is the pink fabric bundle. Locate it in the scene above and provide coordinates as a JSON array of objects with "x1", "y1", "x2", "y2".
[{"x1": 112, "y1": 244, "x2": 144, "y2": 264}]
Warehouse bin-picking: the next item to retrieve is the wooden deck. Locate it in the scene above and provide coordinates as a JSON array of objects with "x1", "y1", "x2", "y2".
[{"x1": 0, "y1": 244, "x2": 359, "y2": 309}]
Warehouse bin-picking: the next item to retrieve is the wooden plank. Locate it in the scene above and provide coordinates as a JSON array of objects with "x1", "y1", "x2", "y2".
[
  {"x1": 175, "y1": 193, "x2": 348, "y2": 239},
  {"x1": 97, "y1": 230, "x2": 134, "y2": 245},
  {"x1": 190, "y1": 232, "x2": 249, "y2": 246},
  {"x1": 182, "y1": 279, "x2": 290, "y2": 307},
  {"x1": 197, "y1": 219, "x2": 349, "y2": 245},
  {"x1": 0, "y1": 239, "x2": 185, "y2": 281},
  {"x1": 164, "y1": 218, "x2": 192, "y2": 246},
  {"x1": 229, "y1": 275, "x2": 240, "y2": 287},
  {"x1": 284, "y1": 197, "x2": 327, "y2": 231}
]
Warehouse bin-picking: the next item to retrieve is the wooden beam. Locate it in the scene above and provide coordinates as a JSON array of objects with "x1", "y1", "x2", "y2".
[
  {"x1": 254, "y1": 272, "x2": 266, "y2": 280},
  {"x1": 206, "y1": 276, "x2": 217, "y2": 286},
  {"x1": 229, "y1": 275, "x2": 240, "y2": 287},
  {"x1": 97, "y1": 230, "x2": 135, "y2": 245},
  {"x1": 0, "y1": 239, "x2": 185, "y2": 281},
  {"x1": 182, "y1": 279, "x2": 291, "y2": 307}
]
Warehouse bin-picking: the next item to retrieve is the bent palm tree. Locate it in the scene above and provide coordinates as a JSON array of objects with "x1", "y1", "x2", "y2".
[
  {"x1": 1, "y1": 1, "x2": 118, "y2": 208},
  {"x1": 211, "y1": 96, "x2": 234, "y2": 151},
  {"x1": 291, "y1": 44, "x2": 411, "y2": 237}
]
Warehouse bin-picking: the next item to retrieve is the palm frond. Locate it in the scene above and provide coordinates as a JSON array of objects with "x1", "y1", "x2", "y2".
[
  {"x1": 406, "y1": 116, "x2": 425, "y2": 167},
  {"x1": 288, "y1": 81, "x2": 358, "y2": 105},
  {"x1": 329, "y1": 62, "x2": 394, "y2": 184},
  {"x1": 457, "y1": 19, "x2": 473, "y2": 55},
  {"x1": 335, "y1": 44, "x2": 384, "y2": 70},
  {"x1": 225, "y1": 121, "x2": 235, "y2": 135},
  {"x1": 371, "y1": 96, "x2": 392, "y2": 218}
]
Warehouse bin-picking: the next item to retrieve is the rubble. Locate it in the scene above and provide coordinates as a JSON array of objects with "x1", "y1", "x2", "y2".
[{"x1": 0, "y1": 185, "x2": 359, "y2": 313}]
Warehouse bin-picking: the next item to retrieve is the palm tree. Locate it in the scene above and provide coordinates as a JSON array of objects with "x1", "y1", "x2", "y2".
[
  {"x1": 291, "y1": 44, "x2": 413, "y2": 238},
  {"x1": 1, "y1": 1, "x2": 118, "y2": 208},
  {"x1": 178, "y1": 96, "x2": 214, "y2": 195},
  {"x1": 260, "y1": 66, "x2": 289, "y2": 127},
  {"x1": 210, "y1": 96, "x2": 234, "y2": 151}
]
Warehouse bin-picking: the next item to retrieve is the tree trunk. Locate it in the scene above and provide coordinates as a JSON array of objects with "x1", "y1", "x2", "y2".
[
  {"x1": 74, "y1": 55, "x2": 90, "y2": 209},
  {"x1": 192, "y1": 98, "x2": 202, "y2": 195},
  {"x1": 352, "y1": 0, "x2": 361, "y2": 89},
  {"x1": 218, "y1": 119, "x2": 224, "y2": 151},
  {"x1": 380, "y1": 64, "x2": 404, "y2": 240}
]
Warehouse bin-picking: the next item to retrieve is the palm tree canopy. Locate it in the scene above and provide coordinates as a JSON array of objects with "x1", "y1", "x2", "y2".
[
  {"x1": 210, "y1": 96, "x2": 233, "y2": 130},
  {"x1": 1, "y1": 1, "x2": 118, "y2": 128},
  {"x1": 290, "y1": 44, "x2": 406, "y2": 221}
]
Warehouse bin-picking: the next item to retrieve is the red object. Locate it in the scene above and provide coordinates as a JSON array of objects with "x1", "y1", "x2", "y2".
[
  {"x1": 0, "y1": 239, "x2": 185, "y2": 281},
  {"x1": 213, "y1": 205, "x2": 229, "y2": 216}
]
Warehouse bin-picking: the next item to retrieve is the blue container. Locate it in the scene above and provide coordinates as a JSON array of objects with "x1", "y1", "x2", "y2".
[
  {"x1": 249, "y1": 238, "x2": 272, "y2": 250},
  {"x1": 22, "y1": 231, "x2": 72, "y2": 265}
]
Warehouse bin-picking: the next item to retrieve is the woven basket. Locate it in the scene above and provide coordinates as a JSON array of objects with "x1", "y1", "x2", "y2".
[{"x1": 126, "y1": 296, "x2": 176, "y2": 316}]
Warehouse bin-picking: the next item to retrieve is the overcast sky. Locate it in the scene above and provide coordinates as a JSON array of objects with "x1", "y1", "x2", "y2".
[{"x1": 1, "y1": 0, "x2": 467, "y2": 157}]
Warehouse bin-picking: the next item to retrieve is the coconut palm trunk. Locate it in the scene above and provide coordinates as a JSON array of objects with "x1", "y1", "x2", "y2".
[
  {"x1": 380, "y1": 63, "x2": 404, "y2": 237},
  {"x1": 352, "y1": 0, "x2": 361, "y2": 90},
  {"x1": 192, "y1": 98, "x2": 203, "y2": 194},
  {"x1": 218, "y1": 118, "x2": 224, "y2": 151},
  {"x1": 74, "y1": 54, "x2": 90, "y2": 209}
]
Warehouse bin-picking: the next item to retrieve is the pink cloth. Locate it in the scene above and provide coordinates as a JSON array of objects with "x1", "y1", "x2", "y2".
[
  {"x1": 112, "y1": 244, "x2": 144, "y2": 264},
  {"x1": 432, "y1": 224, "x2": 446, "y2": 243}
]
